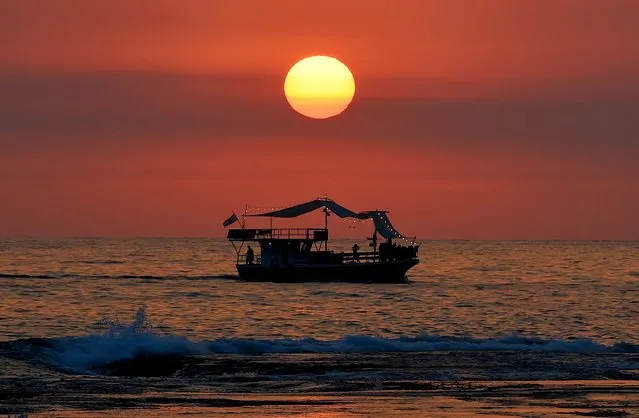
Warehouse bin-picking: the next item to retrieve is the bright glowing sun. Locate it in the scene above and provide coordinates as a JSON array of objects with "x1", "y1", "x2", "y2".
[{"x1": 284, "y1": 56, "x2": 355, "y2": 119}]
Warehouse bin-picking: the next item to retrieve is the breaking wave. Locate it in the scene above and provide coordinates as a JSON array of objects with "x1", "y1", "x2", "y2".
[{"x1": 1, "y1": 308, "x2": 636, "y2": 375}]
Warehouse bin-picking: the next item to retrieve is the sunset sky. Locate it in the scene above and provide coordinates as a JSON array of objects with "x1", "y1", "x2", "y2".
[{"x1": 1, "y1": 0, "x2": 638, "y2": 239}]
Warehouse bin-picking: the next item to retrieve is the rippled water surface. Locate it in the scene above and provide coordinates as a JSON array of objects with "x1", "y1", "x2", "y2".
[
  {"x1": 1, "y1": 239, "x2": 637, "y2": 343},
  {"x1": 1, "y1": 239, "x2": 638, "y2": 416}
]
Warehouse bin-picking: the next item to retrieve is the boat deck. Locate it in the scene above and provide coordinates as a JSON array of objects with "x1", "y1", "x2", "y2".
[{"x1": 237, "y1": 251, "x2": 416, "y2": 265}]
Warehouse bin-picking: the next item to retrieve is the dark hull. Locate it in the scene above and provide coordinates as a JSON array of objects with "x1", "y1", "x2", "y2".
[{"x1": 236, "y1": 259, "x2": 418, "y2": 283}]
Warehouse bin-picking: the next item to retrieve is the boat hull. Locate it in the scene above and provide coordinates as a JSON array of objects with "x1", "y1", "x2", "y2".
[{"x1": 235, "y1": 259, "x2": 418, "y2": 283}]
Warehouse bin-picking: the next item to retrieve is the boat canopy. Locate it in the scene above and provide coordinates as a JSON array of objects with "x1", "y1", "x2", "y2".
[{"x1": 249, "y1": 198, "x2": 410, "y2": 240}]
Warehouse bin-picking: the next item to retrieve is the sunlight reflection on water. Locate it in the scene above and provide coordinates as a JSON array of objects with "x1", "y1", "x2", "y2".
[{"x1": 0, "y1": 239, "x2": 637, "y2": 344}]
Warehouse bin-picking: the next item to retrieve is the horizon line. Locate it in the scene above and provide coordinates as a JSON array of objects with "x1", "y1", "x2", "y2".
[{"x1": 1, "y1": 236, "x2": 637, "y2": 243}]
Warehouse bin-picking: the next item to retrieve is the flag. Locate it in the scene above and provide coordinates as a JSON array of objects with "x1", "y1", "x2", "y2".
[{"x1": 222, "y1": 212, "x2": 238, "y2": 227}]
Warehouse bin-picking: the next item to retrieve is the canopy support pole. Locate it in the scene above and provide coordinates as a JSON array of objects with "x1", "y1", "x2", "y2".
[
  {"x1": 241, "y1": 204, "x2": 247, "y2": 229},
  {"x1": 324, "y1": 194, "x2": 329, "y2": 252}
]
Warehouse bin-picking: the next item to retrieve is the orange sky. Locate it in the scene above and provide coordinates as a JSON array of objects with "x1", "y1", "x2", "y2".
[{"x1": 1, "y1": 0, "x2": 638, "y2": 239}]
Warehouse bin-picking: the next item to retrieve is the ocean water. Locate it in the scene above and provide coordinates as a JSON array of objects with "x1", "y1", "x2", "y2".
[{"x1": 1, "y1": 238, "x2": 638, "y2": 416}]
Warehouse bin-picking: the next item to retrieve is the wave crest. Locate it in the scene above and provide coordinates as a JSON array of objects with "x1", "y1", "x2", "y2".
[{"x1": 1, "y1": 308, "x2": 636, "y2": 374}]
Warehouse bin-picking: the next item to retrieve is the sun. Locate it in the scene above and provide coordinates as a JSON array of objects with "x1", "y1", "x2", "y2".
[{"x1": 284, "y1": 56, "x2": 355, "y2": 119}]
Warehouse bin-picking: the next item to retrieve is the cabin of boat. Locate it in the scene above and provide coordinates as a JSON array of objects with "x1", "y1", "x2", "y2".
[{"x1": 225, "y1": 198, "x2": 419, "y2": 283}]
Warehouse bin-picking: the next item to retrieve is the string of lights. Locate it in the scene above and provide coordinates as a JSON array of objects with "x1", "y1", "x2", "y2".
[
  {"x1": 338, "y1": 215, "x2": 369, "y2": 229},
  {"x1": 245, "y1": 206, "x2": 283, "y2": 214},
  {"x1": 379, "y1": 216, "x2": 417, "y2": 245},
  {"x1": 242, "y1": 201, "x2": 418, "y2": 245}
]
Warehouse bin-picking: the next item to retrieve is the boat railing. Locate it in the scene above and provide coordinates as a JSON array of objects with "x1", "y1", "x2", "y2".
[
  {"x1": 237, "y1": 254, "x2": 261, "y2": 264},
  {"x1": 235, "y1": 250, "x2": 416, "y2": 265},
  {"x1": 264, "y1": 228, "x2": 328, "y2": 240},
  {"x1": 258, "y1": 228, "x2": 328, "y2": 240},
  {"x1": 228, "y1": 228, "x2": 328, "y2": 241},
  {"x1": 341, "y1": 251, "x2": 379, "y2": 263},
  {"x1": 341, "y1": 248, "x2": 419, "y2": 263}
]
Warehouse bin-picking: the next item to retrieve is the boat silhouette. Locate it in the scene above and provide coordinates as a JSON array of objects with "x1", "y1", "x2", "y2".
[{"x1": 226, "y1": 197, "x2": 419, "y2": 283}]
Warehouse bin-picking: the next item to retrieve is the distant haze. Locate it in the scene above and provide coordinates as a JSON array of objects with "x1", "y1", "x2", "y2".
[{"x1": 1, "y1": 1, "x2": 638, "y2": 239}]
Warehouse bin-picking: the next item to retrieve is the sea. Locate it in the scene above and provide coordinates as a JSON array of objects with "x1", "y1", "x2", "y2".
[{"x1": 0, "y1": 238, "x2": 638, "y2": 417}]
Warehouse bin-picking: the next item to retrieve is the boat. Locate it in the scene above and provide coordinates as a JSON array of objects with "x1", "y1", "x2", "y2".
[{"x1": 225, "y1": 197, "x2": 419, "y2": 283}]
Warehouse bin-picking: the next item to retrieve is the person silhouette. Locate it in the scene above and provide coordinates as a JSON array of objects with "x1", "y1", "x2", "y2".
[
  {"x1": 246, "y1": 245, "x2": 254, "y2": 264},
  {"x1": 379, "y1": 241, "x2": 388, "y2": 262},
  {"x1": 352, "y1": 243, "x2": 360, "y2": 263}
]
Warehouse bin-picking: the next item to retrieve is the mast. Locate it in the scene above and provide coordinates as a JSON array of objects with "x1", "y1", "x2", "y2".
[{"x1": 324, "y1": 194, "x2": 329, "y2": 251}]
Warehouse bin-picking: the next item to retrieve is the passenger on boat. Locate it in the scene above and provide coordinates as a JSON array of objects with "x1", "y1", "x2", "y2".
[
  {"x1": 246, "y1": 245, "x2": 254, "y2": 264},
  {"x1": 368, "y1": 231, "x2": 378, "y2": 253},
  {"x1": 352, "y1": 243, "x2": 360, "y2": 262},
  {"x1": 378, "y1": 241, "x2": 388, "y2": 262},
  {"x1": 380, "y1": 238, "x2": 393, "y2": 262}
]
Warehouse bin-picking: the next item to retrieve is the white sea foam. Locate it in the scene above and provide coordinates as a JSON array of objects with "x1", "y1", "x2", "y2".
[
  {"x1": 206, "y1": 333, "x2": 625, "y2": 355},
  {"x1": 32, "y1": 308, "x2": 635, "y2": 373},
  {"x1": 47, "y1": 308, "x2": 206, "y2": 371}
]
